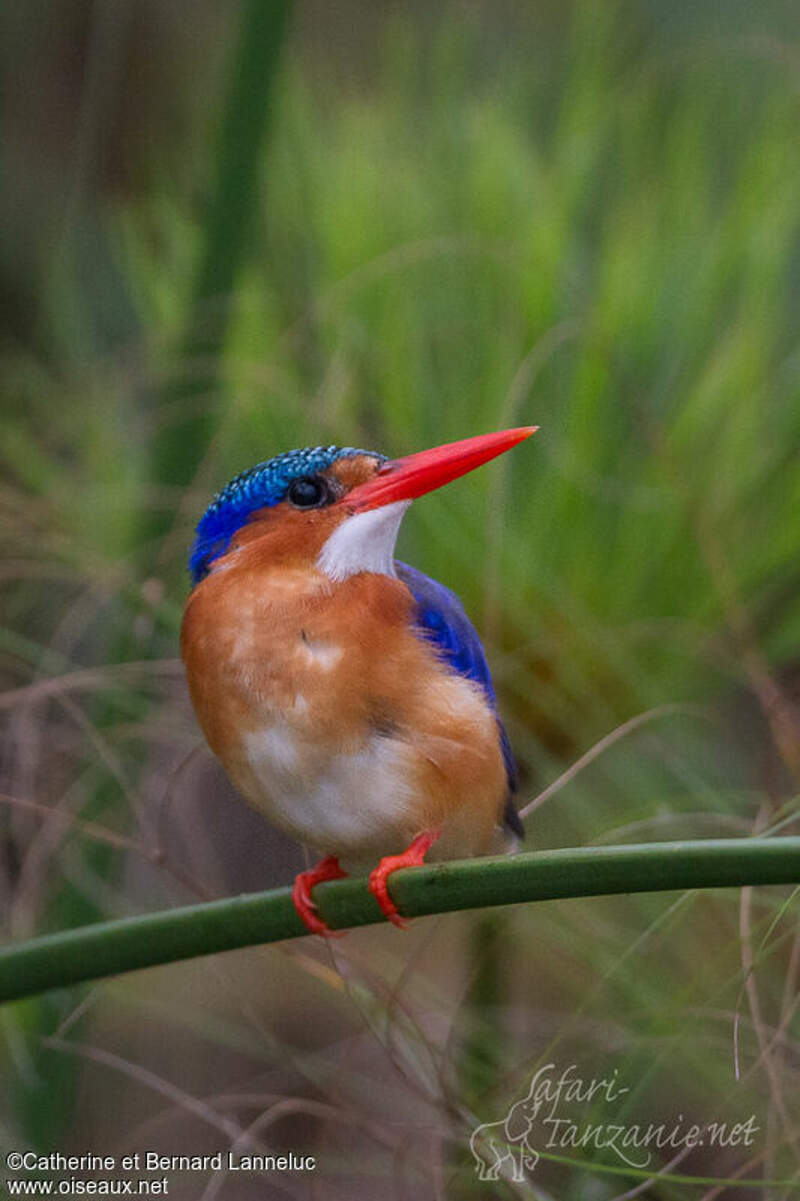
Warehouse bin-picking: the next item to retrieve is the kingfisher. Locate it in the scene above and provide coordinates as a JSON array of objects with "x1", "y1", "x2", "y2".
[{"x1": 181, "y1": 427, "x2": 536, "y2": 936}]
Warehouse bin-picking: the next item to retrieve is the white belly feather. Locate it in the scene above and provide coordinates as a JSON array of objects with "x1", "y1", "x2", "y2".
[{"x1": 239, "y1": 721, "x2": 419, "y2": 855}]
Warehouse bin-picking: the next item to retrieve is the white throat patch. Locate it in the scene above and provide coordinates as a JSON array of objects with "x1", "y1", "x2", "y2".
[{"x1": 316, "y1": 500, "x2": 411, "y2": 582}]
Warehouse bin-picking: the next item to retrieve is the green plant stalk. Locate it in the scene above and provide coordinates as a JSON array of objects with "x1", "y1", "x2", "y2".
[
  {"x1": 9, "y1": 0, "x2": 293, "y2": 1149},
  {"x1": 148, "y1": 0, "x2": 293, "y2": 525},
  {"x1": 1, "y1": 839, "x2": 798, "y2": 1006}
]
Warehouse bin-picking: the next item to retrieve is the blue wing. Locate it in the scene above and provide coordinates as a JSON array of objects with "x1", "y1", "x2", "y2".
[{"x1": 395, "y1": 561, "x2": 523, "y2": 838}]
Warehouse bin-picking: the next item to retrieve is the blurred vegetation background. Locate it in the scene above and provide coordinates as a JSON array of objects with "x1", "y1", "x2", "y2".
[{"x1": 1, "y1": 1, "x2": 799, "y2": 1197}]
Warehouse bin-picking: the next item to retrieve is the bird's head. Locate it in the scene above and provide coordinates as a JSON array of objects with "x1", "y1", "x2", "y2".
[{"x1": 188, "y1": 427, "x2": 537, "y2": 586}]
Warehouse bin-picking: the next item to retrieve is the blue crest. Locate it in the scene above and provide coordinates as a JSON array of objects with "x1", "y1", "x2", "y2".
[{"x1": 188, "y1": 445, "x2": 383, "y2": 584}]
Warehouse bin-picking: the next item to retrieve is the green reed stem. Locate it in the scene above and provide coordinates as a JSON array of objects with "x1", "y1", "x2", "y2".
[{"x1": 1, "y1": 839, "x2": 798, "y2": 1005}]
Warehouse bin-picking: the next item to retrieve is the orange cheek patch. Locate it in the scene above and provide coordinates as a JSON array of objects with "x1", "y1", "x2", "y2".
[
  {"x1": 222, "y1": 502, "x2": 347, "y2": 568},
  {"x1": 230, "y1": 505, "x2": 280, "y2": 547}
]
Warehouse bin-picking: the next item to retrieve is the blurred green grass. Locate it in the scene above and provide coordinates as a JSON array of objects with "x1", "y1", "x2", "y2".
[{"x1": 1, "y1": 1, "x2": 799, "y2": 1195}]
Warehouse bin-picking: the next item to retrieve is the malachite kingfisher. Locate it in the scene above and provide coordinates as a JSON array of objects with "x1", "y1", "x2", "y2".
[{"x1": 181, "y1": 426, "x2": 537, "y2": 936}]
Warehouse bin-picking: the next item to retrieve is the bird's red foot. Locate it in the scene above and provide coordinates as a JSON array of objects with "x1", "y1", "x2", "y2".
[
  {"x1": 368, "y1": 830, "x2": 441, "y2": 928},
  {"x1": 292, "y1": 855, "x2": 349, "y2": 938}
]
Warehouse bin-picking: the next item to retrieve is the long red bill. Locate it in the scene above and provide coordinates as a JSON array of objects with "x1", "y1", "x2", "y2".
[{"x1": 344, "y1": 426, "x2": 538, "y2": 513}]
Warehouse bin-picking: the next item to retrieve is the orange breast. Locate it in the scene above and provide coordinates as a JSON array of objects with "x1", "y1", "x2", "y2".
[{"x1": 181, "y1": 548, "x2": 507, "y2": 861}]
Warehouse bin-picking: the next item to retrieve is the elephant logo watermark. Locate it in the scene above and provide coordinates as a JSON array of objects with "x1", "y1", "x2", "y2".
[
  {"x1": 470, "y1": 1061, "x2": 761, "y2": 1182},
  {"x1": 469, "y1": 1068, "x2": 546, "y2": 1182}
]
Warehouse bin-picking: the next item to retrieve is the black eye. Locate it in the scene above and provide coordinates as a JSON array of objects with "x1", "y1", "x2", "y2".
[{"x1": 287, "y1": 475, "x2": 330, "y2": 509}]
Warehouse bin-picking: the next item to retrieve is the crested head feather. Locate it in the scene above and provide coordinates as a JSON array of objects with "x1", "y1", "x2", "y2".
[{"x1": 189, "y1": 444, "x2": 385, "y2": 584}]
